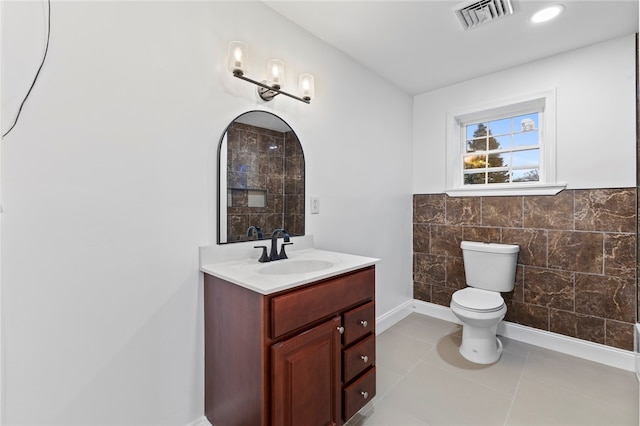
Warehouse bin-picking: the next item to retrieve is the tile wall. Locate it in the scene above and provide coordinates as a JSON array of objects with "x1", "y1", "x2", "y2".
[{"x1": 413, "y1": 189, "x2": 637, "y2": 351}]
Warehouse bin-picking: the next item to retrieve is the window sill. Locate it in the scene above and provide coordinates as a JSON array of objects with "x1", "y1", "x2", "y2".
[{"x1": 444, "y1": 183, "x2": 567, "y2": 197}]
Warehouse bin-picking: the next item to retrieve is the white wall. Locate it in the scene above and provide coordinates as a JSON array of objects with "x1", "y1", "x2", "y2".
[
  {"x1": 0, "y1": 1, "x2": 413, "y2": 425},
  {"x1": 413, "y1": 34, "x2": 637, "y2": 194}
]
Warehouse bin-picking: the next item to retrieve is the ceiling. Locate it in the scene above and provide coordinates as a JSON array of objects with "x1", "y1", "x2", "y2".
[{"x1": 263, "y1": 0, "x2": 639, "y2": 95}]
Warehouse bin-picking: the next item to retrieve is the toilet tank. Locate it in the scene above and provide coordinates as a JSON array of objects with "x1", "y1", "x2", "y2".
[{"x1": 461, "y1": 241, "x2": 520, "y2": 292}]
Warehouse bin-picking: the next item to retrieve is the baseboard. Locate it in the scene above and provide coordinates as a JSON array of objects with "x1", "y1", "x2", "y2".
[
  {"x1": 185, "y1": 416, "x2": 212, "y2": 426},
  {"x1": 635, "y1": 323, "x2": 640, "y2": 381},
  {"x1": 413, "y1": 300, "x2": 636, "y2": 373},
  {"x1": 376, "y1": 300, "x2": 413, "y2": 335},
  {"x1": 412, "y1": 299, "x2": 462, "y2": 325}
]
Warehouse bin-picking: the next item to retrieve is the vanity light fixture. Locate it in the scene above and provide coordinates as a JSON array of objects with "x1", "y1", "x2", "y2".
[
  {"x1": 227, "y1": 41, "x2": 314, "y2": 104},
  {"x1": 531, "y1": 4, "x2": 564, "y2": 23}
]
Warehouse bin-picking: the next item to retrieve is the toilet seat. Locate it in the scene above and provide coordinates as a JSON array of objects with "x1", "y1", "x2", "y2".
[{"x1": 451, "y1": 288, "x2": 504, "y2": 313}]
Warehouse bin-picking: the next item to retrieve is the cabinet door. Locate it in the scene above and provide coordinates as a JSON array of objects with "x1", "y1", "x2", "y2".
[{"x1": 272, "y1": 317, "x2": 342, "y2": 426}]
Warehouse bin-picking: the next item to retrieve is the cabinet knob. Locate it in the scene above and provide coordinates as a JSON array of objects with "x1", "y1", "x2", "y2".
[
  {"x1": 360, "y1": 320, "x2": 368, "y2": 328},
  {"x1": 337, "y1": 326, "x2": 344, "y2": 334},
  {"x1": 360, "y1": 391, "x2": 369, "y2": 400},
  {"x1": 360, "y1": 355, "x2": 368, "y2": 363}
]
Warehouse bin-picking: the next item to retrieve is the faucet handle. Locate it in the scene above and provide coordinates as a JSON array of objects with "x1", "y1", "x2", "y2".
[
  {"x1": 279, "y1": 242, "x2": 294, "y2": 259},
  {"x1": 254, "y1": 246, "x2": 270, "y2": 263}
]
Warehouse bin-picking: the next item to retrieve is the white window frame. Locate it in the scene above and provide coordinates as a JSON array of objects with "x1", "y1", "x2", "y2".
[{"x1": 445, "y1": 89, "x2": 566, "y2": 197}]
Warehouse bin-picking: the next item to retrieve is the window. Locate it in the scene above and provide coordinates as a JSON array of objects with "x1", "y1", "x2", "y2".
[
  {"x1": 463, "y1": 112, "x2": 540, "y2": 185},
  {"x1": 445, "y1": 90, "x2": 565, "y2": 196}
]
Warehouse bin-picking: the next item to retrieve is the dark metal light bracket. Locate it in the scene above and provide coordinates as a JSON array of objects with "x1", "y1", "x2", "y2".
[{"x1": 233, "y1": 70, "x2": 311, "y2": 104}]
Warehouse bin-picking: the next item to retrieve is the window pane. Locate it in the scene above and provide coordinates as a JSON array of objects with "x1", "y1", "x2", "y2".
[
  {"x1": 512, "y1": 168, "x2": 540, "y2": 182},
  {"x1": 513, "y1": 131, "x2": 539, "y2": 147},
  {"x1": 465, "y1": 124, "x2": 478, "y2": 140},
  {"x1": 512, "y1": 149, "x2": 539, "y2": 167},
  {"x1": 488, "y1": 118, "x2": 511, "y2": 136},
  {"x1": 464, "y1": 172, "x2": 485, "y2": 185},
  {"x1": 487, "y1": 152, "x2": 508, "y2": 168},
  {"x1": 514, "y1": 113, "x2": 538, "y2": 132},
  {"x1": 488, "y1": 171, "x2": 509, "y2": 183},
  {"x1": 493, "y1": 135, "x2": 510, "y2": 150},
  {"x1": 464, "y1": 154, "x2": 486, "y2": 169},
  {"x1": 467, "y1": 123, "x2": 490, "y2": 140},
  {"x1": 466, "y1": 138, "x2": 487, "y2": 153}
]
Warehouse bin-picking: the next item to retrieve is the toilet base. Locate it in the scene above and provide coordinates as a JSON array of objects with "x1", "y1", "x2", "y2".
[{"x1": 459, "y1": 324, "x2": 503, "y2": 364}]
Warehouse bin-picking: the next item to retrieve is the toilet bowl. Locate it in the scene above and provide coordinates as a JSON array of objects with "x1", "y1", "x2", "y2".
[
  {"x1": 451, "y1": 288, "x2": 507, "y2": 364},
  {"x1": 450, "y1": 241, "x2": 519, "y2": 364}
]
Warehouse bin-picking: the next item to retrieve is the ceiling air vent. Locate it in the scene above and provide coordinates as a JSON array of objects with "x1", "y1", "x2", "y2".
[{"x1": 454, "y1": 0, "x2": 514, "y2": 30}]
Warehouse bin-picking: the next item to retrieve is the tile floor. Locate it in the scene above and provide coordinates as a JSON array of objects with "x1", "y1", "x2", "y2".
[{"x1": 347, "y1": 314, "x2": 639, "y2": 426}]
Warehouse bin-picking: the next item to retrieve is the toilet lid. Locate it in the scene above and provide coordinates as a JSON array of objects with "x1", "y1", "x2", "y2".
[{"x1": 452, "y1": 288, "x2": 504, "y2": 312}]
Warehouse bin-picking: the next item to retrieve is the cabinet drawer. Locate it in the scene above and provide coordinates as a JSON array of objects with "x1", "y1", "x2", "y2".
[
  {"x1": 271, "y1": 267, "x2": 375, "y2": 339},
  {"x1": 343, "y1": 334, "x2": 375, "y2": 383},
  {"x1": 343, "y1": 302, "x2": 375, "y2": 346},
  {"x1": 343, "y1": 367, "x2": 376, "y2": 421}
]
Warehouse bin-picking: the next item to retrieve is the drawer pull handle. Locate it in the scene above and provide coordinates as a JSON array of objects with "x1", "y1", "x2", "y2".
[
  {"x1": 360, "y1": 320, "x2": 368, "y2": 328},
  {"x1": 360, "y1": 355, "x2": 368, "y2": 363},
  {"x1": 337, "y1": 326, "x2": 344, "y2": 334},
  {"x1": 360, "y1": 391, "x2": 369, "y2": 400}
]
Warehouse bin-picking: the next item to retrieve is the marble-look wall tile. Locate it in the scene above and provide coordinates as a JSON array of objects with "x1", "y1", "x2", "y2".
[
  {"x1": 605, "y1": 320, "x2": 634, "y2": 350},
  {"x1": 549, "y1": 309, "x2": 605, "y2": 345},
  {"x1": 462, "y1": 226, "x2": 501, "y2": 243},
  {"x1": 430, "y1": 225, "x2": 463, "y2": 257},
  {"x1": 482, "y1": 196, "x2": 523, "y2": 228},
  {"x1": 432, "y1": 286, "x2": 457, "y2": 306},
  {"x1": 413, "y1": 224, "x2": 430, "y2": 254},
  {"x1": 446, "y1": 256, "x2": 466, "y2": 289},
  {"x1": 548, "y1": 231, "x2": 604, "y2": 274},
  {"x1": 575, "y1": 188, "x2": 636, "y2": 233},
  {"x1": 575, "y1": 274, "x2": 636, "y2": 323},
  {"x1": 504, "y1": 300, "x2": 549, "y2": 330},
  {"x1": 446, "y1": 196, "x2": 481, "y2": 225},
  {"x1": 414, "y1": 194, "x2": 445, "y2": 224},
  {"x1": 413, "y1": 253, "x2": 445, "y2": 286},
  {"x1": 604, "y1": 233, "x2": 636, "y2": 277},
  {"x1": 413, "y1": 281, "x2": 431, "y2": 303},
  {"x1": 524, "y1": 191, "x2": 575, "y2": 229},
  {"x1": 502, "y1": 228, "x2": 548, "y2": 268},
  {"x1": 524, "y1": 267, "x2": 574, "y2": 311}
]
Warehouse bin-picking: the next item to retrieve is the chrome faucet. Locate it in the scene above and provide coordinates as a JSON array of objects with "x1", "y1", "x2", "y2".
[
  {"x1": 247, "y1": 225, "x2": 263, "y2": 240},
  {"x1": 269, "y1": 228, "x2": 291, "y2": 261}
]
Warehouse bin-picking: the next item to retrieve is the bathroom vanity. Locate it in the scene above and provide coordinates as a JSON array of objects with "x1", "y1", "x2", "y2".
[{"x1": 201, "y1": 248, "x2": 378, "y2": 426}]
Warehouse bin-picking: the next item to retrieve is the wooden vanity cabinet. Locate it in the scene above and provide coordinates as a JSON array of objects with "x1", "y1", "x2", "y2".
[{"x1": 204, "y1": 266, "x2": 376, "y2": 426}]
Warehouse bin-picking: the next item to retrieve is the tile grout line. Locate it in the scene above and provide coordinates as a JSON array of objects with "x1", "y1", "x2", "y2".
[
  {"x1": 371, "y1": 331, "x2": 441, "y2": 408},
  {"x1": 502, "y1": 350, "x2": 531, "y2": 426}
]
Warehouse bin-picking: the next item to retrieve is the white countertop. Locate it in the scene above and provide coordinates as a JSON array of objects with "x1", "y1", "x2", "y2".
[{"x1": 200, "y1": 239, "x2": 379, "y2": 294}]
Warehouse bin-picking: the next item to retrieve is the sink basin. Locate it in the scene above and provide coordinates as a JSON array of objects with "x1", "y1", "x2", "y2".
[
  {"x1": 201, "y1": 245, "x2": 379, "y2": 294},
  {"x1": 257, "y1": 259, "x2": 334, "y2": 275}
]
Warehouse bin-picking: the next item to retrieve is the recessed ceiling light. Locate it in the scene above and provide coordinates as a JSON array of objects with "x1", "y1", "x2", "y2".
[{"x1": 531, "y1": 5, "x2": 564, "y2": 23}]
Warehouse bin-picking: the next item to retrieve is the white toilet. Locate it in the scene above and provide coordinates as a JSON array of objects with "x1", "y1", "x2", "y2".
[{"x1": 450, "y1": 241, "x2": 520, "y2": 364}]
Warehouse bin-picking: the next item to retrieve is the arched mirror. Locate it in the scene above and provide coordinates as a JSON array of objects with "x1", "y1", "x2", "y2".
[{"x1": 217, "y1": 111, "x2": 305, "y2": 244}]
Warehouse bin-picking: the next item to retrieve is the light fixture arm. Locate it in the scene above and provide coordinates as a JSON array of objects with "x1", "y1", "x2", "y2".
[{"x1": 233, "y1": 70, "x2": 311, "y2": 104}]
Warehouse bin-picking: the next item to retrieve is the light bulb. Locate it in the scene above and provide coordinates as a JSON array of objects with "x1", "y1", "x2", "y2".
[
  {"x1": 298, "y1": 74, "x2": 315, "y2": 101},
  {"x1": 233, "y1": 47, "x2": 242, "y2": 66},
  {"x1": 228, "y1": 41, "x2": 248, "y2": 75},
  {"x1": 266, "y1": 59, "x2": 284, "y2": 88}
]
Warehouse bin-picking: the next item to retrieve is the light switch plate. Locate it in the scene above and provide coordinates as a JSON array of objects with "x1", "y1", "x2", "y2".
[{"x1": 310, "y1": 196, "x2": 320, "y2": 214}]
